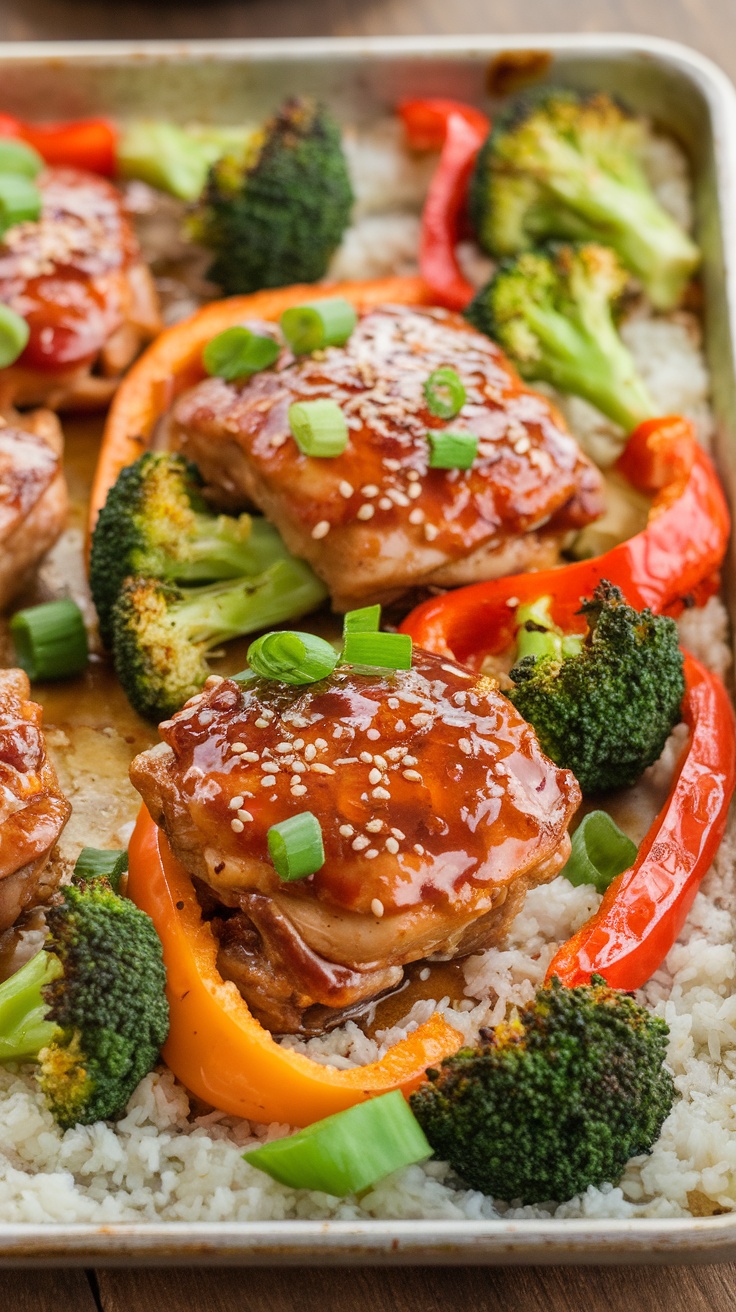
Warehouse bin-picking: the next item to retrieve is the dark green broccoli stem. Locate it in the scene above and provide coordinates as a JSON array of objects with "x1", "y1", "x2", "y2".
[
  {"x1": 0, "y1": 950, "x2": 60, "y2": 1063},
  {"x1": 162, "y1": 558, "x2": 328, "y2": 649}
]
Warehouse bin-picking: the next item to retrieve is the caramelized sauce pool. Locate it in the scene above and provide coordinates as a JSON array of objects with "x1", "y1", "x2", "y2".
[{"x1": 359, "y1": 959, "x2": 469, "y2": 1040}]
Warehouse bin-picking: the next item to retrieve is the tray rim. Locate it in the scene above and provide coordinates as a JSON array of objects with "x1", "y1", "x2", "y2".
[{"x1": 0, "y1": 30, "x2": 735, "y2": 1266}]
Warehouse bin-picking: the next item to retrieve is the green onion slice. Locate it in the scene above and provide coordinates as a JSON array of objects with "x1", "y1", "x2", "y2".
[
  {"x1": 343, "y1": 604, "x2": 381, "y2": 635},
  {"x1": 244, "y1": 1090, "x2": 431, "y2": 1195},
  {"x1": 427, "y1": 430, "x2": 478, "y2": 471},
  {"x1": 562, "y1": 810, "x2": 638, "y2": 895},
  {"x1": 0, "y1": 138, "x2": 43, "y2": 178},
  {"x1": 424, "y1": 367, "x2": 466, "y2": 420},
  {"x1": 342, "y1": 631, "x2": 412, "y2": 671},
  {"x1": 73, "y1": 848, "x2": 128, "y2": 893},
  {"x1": 267, "y1": 811, "x2": 325, "y2": 882},
  {"x1": 0, "y1": 174, "x2": 41, "y2": 234},
  {"x1": 288, "y1": 399, "x2": 348, "y2": 458},
  {"x1": 247, "y1": 630, "x2": 339, "y2": 686},
  {"x1": 0, "y1": 304, "x2": 29, "y2": 367},
  {"x1": 202, "y1": 327, "x2": 280, "y2": 382},
  {"x1": 10, "y1": 599, "x2": 89, "y2": 682},
  {"x1": 280, "y1": 298, "x2": 357, "y2": 354}
]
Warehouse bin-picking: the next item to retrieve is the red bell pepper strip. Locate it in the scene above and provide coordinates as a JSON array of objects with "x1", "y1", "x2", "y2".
[
  {"x1": 0, "y1": 113, "x2": 118, "y2": 175},
  {"x1": 400, "y1": 416, "x2": 729, "y2": 662},
  {"x1": 548, "y1": 653, "x2": 736, "y2": 989},
  {"x1": 398, "y1": 98, "x2": 490, "y2": 312}
]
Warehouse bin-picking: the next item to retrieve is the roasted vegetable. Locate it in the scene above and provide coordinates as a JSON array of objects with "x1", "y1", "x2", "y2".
[
  {"x1": 411, "y1": 975, "x2": 675, "y2": 1204},
  {"x1": 469, "y1": 90, "x2": 700, "y2": 310},
  {"x1": 0, "y1": 878, "x2": 168, "y2": 1129},
  {"x1": 191, "y1": 97, "x2": 354, "y2": 294},
  {"x1": 466, "y1": 243, "x2": 656, "y2": 432},
  {"x1": 507, "y1": 582, "x2": 685, "y2": 796}
]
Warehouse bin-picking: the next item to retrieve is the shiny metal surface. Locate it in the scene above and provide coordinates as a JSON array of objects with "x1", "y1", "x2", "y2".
[{"x1": 0, "y1": 32, "x2": 734, "y2": 1267}]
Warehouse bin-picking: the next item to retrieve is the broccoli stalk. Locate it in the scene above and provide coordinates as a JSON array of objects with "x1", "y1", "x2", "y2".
[
  {"x1": 470, "y1": 90, "x2": 700, "y2": 311},
  {"x1": 507, "y1": 581, "x2": 685, "y2": 795},
  {"x1": 117, "y1": 121, "x2": 256, "y2": 201},
  {"x1": 465, "y1": 243, "x2": 657, "y2": 433},
  {"x1": 0, "y1": 879, "x2": 168, "y2": 1129},
  {"x1": 112, "y1": 558, "x2": 328, "y2": 722},
  {"x1": 410, "y1": 975, "x2": 675, "y2": 1205}
]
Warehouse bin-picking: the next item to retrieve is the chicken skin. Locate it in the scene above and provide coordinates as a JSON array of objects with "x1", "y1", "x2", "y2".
[
  {"x1": 0, "y1": 168, "x2": 161, "y2": 410},
  {"x1": 0, "y1": 417, "x2": 68, "y2": 609},
  {"x1": 0, "y1": 668, "x2": 71, "y2": 936},
  {"x1": 130, "y1": 649, "x2": 580, "y2": 1034},
  {"x1": 170, "y1": 305, "x2": 604, "y2": 610}
]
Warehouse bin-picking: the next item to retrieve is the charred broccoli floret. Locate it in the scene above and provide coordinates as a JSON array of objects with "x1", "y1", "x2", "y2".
[
  {"x1": 507, "y1": 582, "x2": 684, "y2": 795},
  {"x1": 0, "y1": 878, "x2": 168, "y2": 1129},
  {"x1": 191, "y1": 97, "x2": 354, "y2": 294},
  {"x1": 112, "y1": 563, "x2": 328, "y2": 722},
  {"x1": 466, "y1": 243, "x2": 656, "y2": 432},
  {"x1": 469, "y1": 90, "x2": 700, "y2": 310},
  {"x1": 90, "y1": 452, "x2": 293, "y2": 648},
  {"x1": 410, "y1": 975, "x2": 674, "y2": 1205}
]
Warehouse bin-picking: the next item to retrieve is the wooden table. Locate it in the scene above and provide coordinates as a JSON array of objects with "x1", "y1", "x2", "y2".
[{"x1": 1, "y1": 0, "x2": 735, "y2": 1307}]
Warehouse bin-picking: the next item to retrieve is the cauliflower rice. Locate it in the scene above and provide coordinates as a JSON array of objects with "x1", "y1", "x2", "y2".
[{"x1": 0, "y1": 119, "x2": 734, "y2": 1227}]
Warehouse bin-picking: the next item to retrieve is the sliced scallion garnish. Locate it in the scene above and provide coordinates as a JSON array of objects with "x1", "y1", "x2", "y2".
[
  {"x1": 202, "y1": 327, "x2": 280, "y2": 382},
  {"x1": 267, "y1": 811, "x2": 325, "y2": 882},
  {"x1": 280, "y1": 298, "x2": 357, "y2": 354},
  {"x1": 288, "y1": 399, "x2": 348, "y2": 458},
  {"x1": 244, "y1": 1090, "x2": 431, "y2": 1195},
  {"x1": 561, "y1": 810, "x2": 638, "y2": 894},
  {"x1": 343, "y1": 604, "x2": 381, "y2": 635},
  {"x1": 342, "y1": 631, "x2": 412, "y2": 671},
  {"x1": 0, "y1": 304, "x2": 29, "y2": 366},
  {"x1": 0, "y1": 174, "x2": 41, "y2": 234},
  {"x1": 424, "y1": 366, "x2": 466, "y2": 420},
  {"x1": 0, "y1": 138, "x2": 43, "y2": 178},
  {"x1": 10, "y1": 599, "x2": 88, "y2": 682},
  {"x1": 427, "y1": 430, "x2": 478, "y2": 471},
  {"x1": 73, "y1": 848, "x2": 128, "y2": 893},
  {"x1": 247, "y1": 630, "x2": 339, "y2": 685}
]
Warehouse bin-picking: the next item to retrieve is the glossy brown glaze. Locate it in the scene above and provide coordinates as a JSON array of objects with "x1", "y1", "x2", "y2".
[
  {"x1": 0, "y1": 421, "x2": 68, "y2": 608},
  {"x1": 131, "y1": 649, "x2": 580, "y2": 1031},
  {"x1": 170, "y1": 305, "x2": 604, "y2": 609}
]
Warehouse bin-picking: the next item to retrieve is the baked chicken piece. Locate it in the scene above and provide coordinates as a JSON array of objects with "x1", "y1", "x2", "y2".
[
  {"x1": 0, "y1": 668, "x2": 71, "y2": 936},
  {"x1": 170, "y1": 305, "x2": 604, "y2": 610},
  {"x1": 0, "y1": 414, "x2": 68, "y2": 609},
  {"x1": 0, "y1": 168, "x2": 161, "y2": 411},
  {"x1": 130, "y1": 649, "x2": 580, "y2": 1034}
]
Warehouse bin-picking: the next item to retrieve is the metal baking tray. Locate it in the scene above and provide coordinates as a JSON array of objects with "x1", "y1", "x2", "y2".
[{"x1": 0, "y1": 32, "x2": 735, "y2": 1268}]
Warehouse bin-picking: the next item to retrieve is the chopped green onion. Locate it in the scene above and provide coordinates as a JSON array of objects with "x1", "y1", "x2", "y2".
[
  {"x1": 288, "y1": 399, "x2": 348, "y2": 458},
  {"x1": 10, "y1": 599, "x2": 88, "y2": 682},
  {"x1": 343, "y1": 604, "x2": 381, "y2": 635},
  {"x1": 247, "y1": 630, "x2": 339, "y2": 686},
  {"x1": 0, "y1": 174, "x2": 41, "y2": 234},
  {"x1": 244, "y1": 1090, "x2": 431, "y2": 1195},
  {"x1": 0, "y1": 138, "x2": 43, "y2": 178},
  {"x1": 267, "y1": 811, "x2": 325, "y2": 882},
  {"x1": 0, "y1": 304, "x2": 29, "y2": 366},
  {"x1": 203, "y1": 327, "x2": 280, "y2": 382},
  {"x1": 342, "y1": 631, "x2": 412, "y2": 671},
  {"x1": 427, "y1": 430, "x2": 478, "y2": 471},
  {"x1": 280, "y1": 298, "x2": 357, "y2": 354},
  {"x1": 562, "y1": 810, "x2": 638, "y2": 895},
  {"x1": 424, "y1": 366, "x2": 466, "y2": 420},
  {"x1": 73, "y1": 848, "x2": 128, "y2": 893}
]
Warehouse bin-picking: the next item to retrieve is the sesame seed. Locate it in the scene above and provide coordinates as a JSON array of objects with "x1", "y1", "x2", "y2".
[
  {"x1": 304, "y1": 743, "x2": 317, "y2": 761},
  {"x1": 242, "y1": 751, "x2": 259, "y2": 762},
  {"x1": 384, "y1": 459, "x2": 401, "y2": 472},
  {"x1": 291, "y1": 783, "x2": 307, "y2": 796},
  {"x1": 361, "y1": 484, "x2": 379, "y2": 497},
  {"x1": 310, "y1": 762, "x2": 335, "y2": 775},
  {"x1": 458, "y1": 738, "x2": 472, "y2": 755},
  {"x1": 395, "y1": 720, "x2": 406, "y2": 733},
  {"x1": 411, "y1": 713, "x2": 431, "y2": 727},
  {"x1": 391, "y1": 827, "x2": 406, "y2": 840},
  {"x1": 311, "y1": 520, "x2": 331, "y2": 540},
  {"x1": 496, "y1": 762, "x2": 507, "y2": 776},
  {"x1": 365, "y1": 848, "x2": 379, "y2": 860},
  {"x1": 357, "y1": 503, "x2": 375, "y2": 521},
  {"x1": 387, "y1": 698, "x2": 400, "y2": 711},
  {"x1": 231, "y1": 741, "x2": 248, "y2": 753},
  {"x1": 424, "y1": 524, "x2": 439, "y2": 542},
  {"x1": 403, "y1": 754, "x2": 418, "y2": 766},
  {"x1": 291, "y1": 761, "x2": 307, "y2": 773},
  {"x1": 419, "y1": 967, "x2": 430, "y2": 981},
  {"x1": 372, "y1": 786, "x2": 391, "y2": 800},
  {"x1": 339, "y1": 480, "x2": 354, "y2": 498},
  {"x1": 505, "y1": 596, "x2": 519, "y2": 608},
  {"x1": 371, "y1": 898, "x2": 385, "y2": 917},
  {"x1": 403, "y1": 769, "x2": 422, "y2": 782},
  {"x1": 261, "y1": 761, "x2": 279, "y2": 774},
  {"x1": 385, "y1": 837, "x2": 399, "y2": 854},
  {"x1": 366, "y1": 728, "x2": 381, "y2": 741},
  {"x1": 408, "y1": 483, "x2": 422, "y2": 499},
  {"x1": 378, "y1": 497, "x2": 393, "y2": 510},
  {"x1": 260, "y1": 777, "x2": 275, "y2": 787},
  {"x1": 315, "y1": 738, "x2": 328, "y2": 750},
  {"x1": 388, "y1": 489, "x2": 410, "y2": 507},
  {"x1": 443, "y1": 664, "x2": 472, "y2": 679},
  {"x1": 359, "y1": 751, "x2": 374, "y2": 764},
  {"x1": 386, "y1": 746, "x2": 405, "y2": 760},
  {"x1": 238, "y1": 809, "x2": 254, "y2": 822},
  {"x1": 230, "y1": 818, "x2": 245, "y2": 833},
  {"x1": 275, "y1": 742, "x2": 292, "y2": 754},
  {"x1": 254, "y1": 719, "x2": 269, "y2": 729},
  {"x1": 409, "y1": 508, "x2": 424, "y2": 525},
  {"x1": 514, "y1": 435, "x2": 531, "y2": 455},
  {"x1": 204, "y1": 675, "x2": 225, "y2": 687},
  {"x1": 229, "y1": 795, "x2": 245, "y2": 810},
  {"x1": 293, "y1": 739, "x2": 305, "y2": 750},
  {"x1": 373, "y1": 755, "x2": 388, "y2": 770},
  {"x1": 366, "y1": 819, "x2": 383, "y2": 833},
  {"x1": 339, "y1": 824, "x2": 354, "y2": 837},
  {"x1": 406, "y1": 469, "x2": 420, "y2": 482},
  {"x1": 352, "y1": 835, "x2": 370, "y2": 851},
  {"x1": 368, "y1": 767, "x2": 382, "y2": 785},
  {"x1": 413, "y1": 843, "x2": 425, "y2": 856}
]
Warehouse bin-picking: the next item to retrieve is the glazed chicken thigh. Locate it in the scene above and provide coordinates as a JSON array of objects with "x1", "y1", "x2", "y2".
[
  {"x1": 0, "y1": 415, "x2": 68, "y2": 608},
  {"x1": 170, "y1": 305, "x2": 604, "y2": 610},
  {"x1": 130, "y1": 649, "x2": 580, "y2": 1033}
]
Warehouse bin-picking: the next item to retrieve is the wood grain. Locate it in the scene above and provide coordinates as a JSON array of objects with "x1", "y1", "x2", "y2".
[{"x1": 2, "y1": 1269, "x2": 98, "y2": 1311}]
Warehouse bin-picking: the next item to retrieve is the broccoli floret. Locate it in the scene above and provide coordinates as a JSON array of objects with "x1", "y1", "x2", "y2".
[
  {"x1": 507, "y1": 582, "x2": 684, "y2": 795},
  {"x1": 90, "y1": 452, "x2": 293, "y2": 648},
  {"x1": 469, "y1": 90, "x2": 700, "y2": 311},
  {"x1": 410, "y1": 975, "x2": 674, "y2": 1205},
  {"x1": 112, "y1": 561, "x2": 328, "y2": 722},
  {"x1": 0, "y1": 879, "x2": 168, "y2": 1129},
  {"x1": 191, "y1": 97, "x2": 354, "y2": 294},
  {"x1": 466, "y1": 243, "x2": 656, "y2": 433}
]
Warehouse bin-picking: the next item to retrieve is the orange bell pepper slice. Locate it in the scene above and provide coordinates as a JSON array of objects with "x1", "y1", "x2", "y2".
[
  {"x1": 127, "y1": 807, "x2": 462, "y2": 1127},
  {"x1": 89, "y1": 275, "x2": 433, "y2": 542}
]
